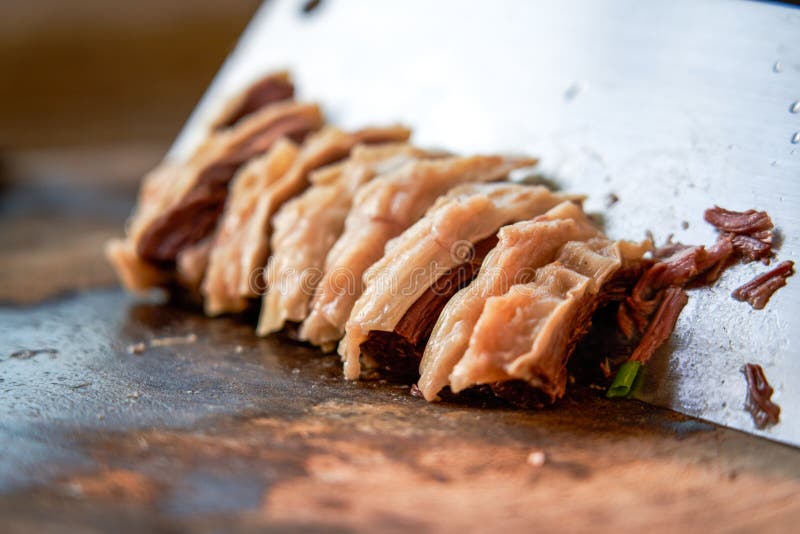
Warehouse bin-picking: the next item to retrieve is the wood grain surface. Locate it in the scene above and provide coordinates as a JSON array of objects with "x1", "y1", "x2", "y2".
[{"x1": 1, "y1": 145, "x2": 799, "y2": 533}]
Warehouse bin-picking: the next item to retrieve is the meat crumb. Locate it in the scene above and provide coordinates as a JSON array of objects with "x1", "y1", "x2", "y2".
[
  {"x1": 149, "y1": 333, "x2": 198, "y2": 347},
  {"x1": 742, "y1": 363, "x2": 780, "y2": 429},
  {"x1": 732, "y1": 261, "x2": 794, "y2": 310},
  {"x1": 126, "y1": 342, "x2": 147, "y2": 355},
  {"x1": 527, "y1": 450, "x2": 546, "y2": 467},
  {"x1": 599, "y1": 357, "x2": 612, "y2": 378},
  {"x1": 8, "y1": 348, "x2": 58, "y2": 360},
  {"x1": 302, "y1": 0, "x2": 322, "y2": 14},
  {"x1": 410, "y1": 383, "x2": 424, "y2": 399}
]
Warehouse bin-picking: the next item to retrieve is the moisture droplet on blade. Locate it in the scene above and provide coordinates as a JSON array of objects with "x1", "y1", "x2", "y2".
[
  {"x1": 773, "y1": 61, "x2": 782, "y2": 73},
  {"x1": 792, "y1": 132, "x2": 800, "y2": 145},
  {"x1": 791, "y1": 100, "x2": 800, "y2": 114},
  {"x1": 564, "y1": 82, "x2": 583, "y2": 101}
]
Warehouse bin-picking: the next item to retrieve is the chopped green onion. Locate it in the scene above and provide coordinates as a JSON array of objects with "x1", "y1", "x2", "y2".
[{"x1": 606, "y1": 361, "x2": 642, "y2": 398}]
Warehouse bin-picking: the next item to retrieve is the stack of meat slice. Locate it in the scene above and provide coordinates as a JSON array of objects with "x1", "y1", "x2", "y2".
[
  {"x1": 341, "y1": 183, "x2": 581, "y2": 379},
  {"x1": 342, "y1": 188, "x2": 649, "y2": 403},
  {"x1": 108, "y1": 71, "x2": 655, "y2": 407},
  {"x1": 106, "y1": 71, "x2": 411, "y2": 317},
  {"x1": 424, "y1": 237, "x2": 649, "y2": 405},
  {"x1": 106, "y1": 71, "x2": 323, "y2": 291},
  {"x1": 297, "y1": 154, "x2": 537, "y2": 350},
  {"x1": 201, "y1": 124, "x2": 412, "y2": 315},
  {"x1": 417, "y1": 204, "x2": 651, "y2": 403},
  {"x1": 257, "y1": 143, "x2": 448, "y2": 335}
]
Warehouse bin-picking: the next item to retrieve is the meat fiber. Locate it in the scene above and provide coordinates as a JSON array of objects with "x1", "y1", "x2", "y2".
[
  {"x1": 341, "y1": 183, "x2": 579, "y2": 380},
  {"x1": 298, "y1": 154, "x2": 538, "y2": 350}
]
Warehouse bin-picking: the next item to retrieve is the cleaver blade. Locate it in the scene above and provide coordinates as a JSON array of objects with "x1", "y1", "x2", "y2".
[{"x1": 169, "y1": 0, "x2": 800, "y2": 447}]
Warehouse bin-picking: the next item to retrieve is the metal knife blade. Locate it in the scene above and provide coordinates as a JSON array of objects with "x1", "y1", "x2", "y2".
[{"x1": 169, "y1": 0, "x2": 800, "y2": 446}]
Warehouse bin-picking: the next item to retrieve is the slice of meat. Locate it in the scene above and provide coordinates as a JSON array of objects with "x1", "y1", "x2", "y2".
[
  {"x1": 257, "y1": 143, "x2": 439, "y2": 336},
  {"x1": 201, "y1": 139, "x2": 300, "y2": 314},
  {"x1": 136, "y1": 101, "x2": 324, "y2": 264},
  {"x1": 449, "y1": 238, "x2": 649, "y2": 402},
  {"x1": 105, "y1": 239, "x2": 173, "y2": 293},
  {"x1": 210, "y1": 71, "x2": 295, "y2": 131},
  {"x1": 201, "y1": 126, "x2": 412, "y2": 316},
  {"x1": 106, "y1": 163, "x2": 185, "y2": 292},
  {"x1": 176, "y1": 237, "x2": 214, "y2": 290},
  {"x1": 359, "y1": 235, "x2": 499, "y2": 379},
  {"x1": 417, "y1": 201, "x2": 601, "y2": 401},
  {"x1": 341, "y1": 183, "x2": 578, "y2": 380},
  {"x1": 107, "y1": 100, "x2": 324, "y2": 293},
  {"x1": 298, "y1": 154, "x2": 538, "y2": 351}
]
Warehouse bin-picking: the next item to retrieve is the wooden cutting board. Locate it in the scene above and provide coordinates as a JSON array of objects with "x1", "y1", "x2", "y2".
[{"x1": 1, "y1": 146, "x2": 798, "y2": 532}]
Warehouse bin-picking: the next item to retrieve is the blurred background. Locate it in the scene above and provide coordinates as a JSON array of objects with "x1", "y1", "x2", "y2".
[
  {"x1": 0, "y1": 0, "x2": 261, "y2": 302},
  {"x1": 0, "y1": 0, "x2": 260, "y2": 148}
]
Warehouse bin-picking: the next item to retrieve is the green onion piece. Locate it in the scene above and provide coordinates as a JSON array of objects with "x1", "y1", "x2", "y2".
[{"x1": 606, "y1": 361, "x2": 642, "y2": 398}]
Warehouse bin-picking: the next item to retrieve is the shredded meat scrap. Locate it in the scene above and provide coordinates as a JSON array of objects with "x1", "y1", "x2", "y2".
[
  {"x1": 704, "y1": 205, "x2": 774, "y2": 263},
  {"x1": 742, "y1": 363, "x2": 781, "y2": 429},
  {"x1": 618, "y1": 237, "x2": 732, "y2": 338},
  {"x1": 732, "y1": 260, "x2": 794, "y2": 310},
  {"x1": 628, "y1": 287, "x2": 688, "y2": 364},
  {"x1": 704, "y1": 205, "x2": 774, "y2": 237}
]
